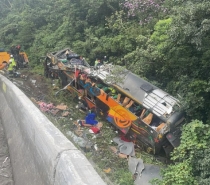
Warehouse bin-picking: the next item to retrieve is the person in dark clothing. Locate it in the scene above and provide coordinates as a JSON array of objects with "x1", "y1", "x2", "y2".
[
  {"x1": 10, "y1": 45, "x2": 16, "y2": 55},
  {"x1": 15, "y1": 45, "x2": 21, "y2": 55},
  {"x1": 79, "y1": 56, "x2": 85, "y2": 65},
  {"x1": 65, "y1": 49, "x2": 70, "y2": 59},
  {"x1": 102, "y1": 56, "x2": 109, "y2": 64},
  {"x1": 77, "y1": 111, "x2": 98, "y2": 127}
]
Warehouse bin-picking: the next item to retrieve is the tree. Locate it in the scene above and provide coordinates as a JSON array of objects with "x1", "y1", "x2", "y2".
[
  {"x1": 126, "y1": 0, "x2": 210, "y2": 122},
  {"x1": 123, "y1": 0, "x2": 167, "y2": 25},
  {"x1": 153, "y1": 120, "x2": 210, "y2": 185}
]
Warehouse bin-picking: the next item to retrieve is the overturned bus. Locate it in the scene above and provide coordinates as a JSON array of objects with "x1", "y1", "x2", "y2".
[{"x1": 44, "y1": 48, "x2": 185, "y2": 156}]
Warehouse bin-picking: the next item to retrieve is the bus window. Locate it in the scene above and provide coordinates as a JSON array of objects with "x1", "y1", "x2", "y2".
[
  {"x1": 141, "y1": 109, "x2": 154, "y2": 125},
  {"x1": 128, "y1": 104, "x2": 143, "y2": 116},
  {"x1": 150, "y1": 115, "x2": 162, "y2": 127},
  {"x1": 145, "y1": 114, "x2": 167, "y2": 133}
]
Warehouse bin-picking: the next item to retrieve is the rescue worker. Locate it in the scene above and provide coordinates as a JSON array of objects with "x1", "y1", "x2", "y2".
[
  {"x1": 7, "y1": 55, "x2": 17, "y2": 74},
  {"x1": 94, "y1": 59, "x2": 102, "y2": 68},
  {"x1": 94, "y1": 58, "x2": 99, "y2": 67}
]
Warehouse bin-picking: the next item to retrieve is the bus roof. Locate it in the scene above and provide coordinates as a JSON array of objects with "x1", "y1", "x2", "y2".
[{"x1": 91, "y1": 65, "x2": 181, "y2": 118}]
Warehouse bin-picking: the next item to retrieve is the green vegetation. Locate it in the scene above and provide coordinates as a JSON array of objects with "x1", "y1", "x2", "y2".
[
  {"x1": 1, "y1": 0, "x2": 210, "y2": 184},
  {"x1": 153, "y1": 120, "x2": 210, "y2": 185}
]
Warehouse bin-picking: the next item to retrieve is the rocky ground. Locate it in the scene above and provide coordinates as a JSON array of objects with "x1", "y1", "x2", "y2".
[{"x1": 3, "y1": 69, "x2": 165, "y2": 185}]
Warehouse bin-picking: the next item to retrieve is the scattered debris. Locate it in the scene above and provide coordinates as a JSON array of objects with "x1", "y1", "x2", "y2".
[
  {"x1": 37, "y1": 102, "x2": 55, "y2": 112},
  {"x1": 56, "y1": 103, "x2": 68, "y2": 110},
  {"x1": 113, "y1": 137, "x2": 135, "y2": 156},
  {"x1": 31, "y1": 98, "x2": 70, "y2": 117},
  {"x1": 128, "y1": 156, "x2": 144, "y2": 181},
  {"x1": 90, "y1": 126, "x2": 100, "y2": 134},
  {"x1": 109, "y1": 146, "x2": 118, "y2": 154},
  {"x1": 31, "y1": 79, "x2": 36, "y2": 84},
  {"x1": 66, "y1": 130, "x2": 93, "y2": 150},
  {"x1": 20, "y1": 74, "x2": 28, "y2": 80},
  {"x1": 109, "y1": 146, "x2": 129, "y2": 159},
  {"x1": 128, "y1": 156, "x2": 162, "y2": 185},
  {"x1": 52, "y1": 86, "x2": 59, "y2": 90},
  {"x1": 62, "y1": 111, "x2": 70, "y2": 117},
  {"x1": 75, "y1": 101, "x2": 89, "y2": 112},
  {"x1": 50, "y1": 109, "x2": 60, "y2": 116},
  {"x1": 74, "y1": 129, "x2": 83, "y2": 137},
  {"x1": 118, "y1": 153, "x2": 128, "y2": 159},
  {"x1": 103, "y1": 168, "x2": 111, "y2": 173},
  {"x1": 94, "y1": 144, "x2": 98, "y2": 151},
  {"x1": 30, "y1": 97, "x2": 38, "y2": 104},
  {"x1": 137, "y1": 164, "x2": 161, "y2": 185}
]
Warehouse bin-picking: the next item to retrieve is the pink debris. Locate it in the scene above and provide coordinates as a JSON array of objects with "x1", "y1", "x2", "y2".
[{"x1": 38, "y1": 102, "x2": 55, "y2": 112}]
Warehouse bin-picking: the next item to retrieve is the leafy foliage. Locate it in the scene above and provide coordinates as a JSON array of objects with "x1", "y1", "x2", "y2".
[
  {"x1": 1, "y1": 0, "x2": 210, "y2": 184},
  {"x1": 153, "y1": 120, "x2": 210, "y2": 185}
]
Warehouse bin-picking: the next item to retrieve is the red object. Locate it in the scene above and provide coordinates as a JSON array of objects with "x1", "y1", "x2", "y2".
[
  {"x1": 120, "y1": 134, "x2": 131, "y2": 142},
  {"x1": 75, "y1": 69, "x2": 80, "y2": 78},
  {"x1": 90, "y1": 126, "x2": 100, "y2": 134}
]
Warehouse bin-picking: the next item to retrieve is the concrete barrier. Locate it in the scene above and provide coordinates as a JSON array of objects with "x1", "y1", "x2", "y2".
[{"x1": 0, "y1": 74, "x2": 106, "y2": 185}]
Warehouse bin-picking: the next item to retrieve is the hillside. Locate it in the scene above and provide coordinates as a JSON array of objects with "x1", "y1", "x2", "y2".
[{"x1": 1, "y1": 0, "x2": 210, "y2": 184}]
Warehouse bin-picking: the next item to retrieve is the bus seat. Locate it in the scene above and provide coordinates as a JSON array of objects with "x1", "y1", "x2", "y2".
[
  {"x1": 125, "y1": 100, "x2": 134, "y2": 109},
  {"x1": 142, "y1": 113, "x2": 153, "y2": 125},
  {"x1": 156, "y1": 123, "x2": 166, "y2": 132},
  {"x1": 140, "y1": 109, "x2": 146, "y2": 119},
  {"x1": 116, "y1": 93, "x2": 121, "y2": 103},
  {"x1": 122, "y1": 97, "x2": 130, "y2": 106}
]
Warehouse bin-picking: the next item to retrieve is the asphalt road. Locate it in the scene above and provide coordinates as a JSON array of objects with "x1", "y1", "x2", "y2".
[{"x1": 0, "y1": 118, "x2": 14, "y2": 185}]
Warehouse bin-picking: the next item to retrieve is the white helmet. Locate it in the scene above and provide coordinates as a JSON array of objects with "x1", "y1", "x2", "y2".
[{"x1": 10, "y1": 55, "x2": 13, "y2": 58}]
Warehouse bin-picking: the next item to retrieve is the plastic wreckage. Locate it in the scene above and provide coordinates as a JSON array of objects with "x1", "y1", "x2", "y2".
[{"x1": 43, "y1": 48, "x2": 185, "y2": 156}]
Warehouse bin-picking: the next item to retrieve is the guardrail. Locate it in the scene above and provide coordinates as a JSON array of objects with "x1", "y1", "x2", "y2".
[{"x1": 0, "y1": 74, "x2": 106, "y2": 185}]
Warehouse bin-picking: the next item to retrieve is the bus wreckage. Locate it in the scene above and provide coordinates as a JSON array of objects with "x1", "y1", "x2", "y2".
[{"x1": 44, "y1": 48, "x2": 185, "y2": 156}]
